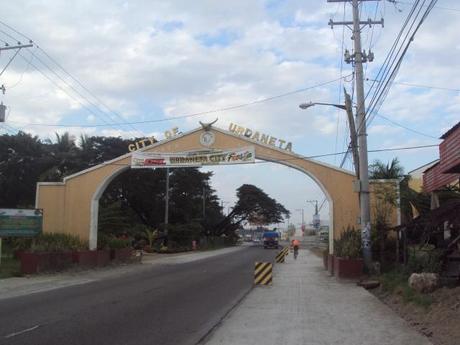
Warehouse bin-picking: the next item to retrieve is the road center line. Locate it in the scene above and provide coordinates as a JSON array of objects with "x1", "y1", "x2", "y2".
[{"x1": 4, "y1": 325, "x2": 40, "y2": 338}]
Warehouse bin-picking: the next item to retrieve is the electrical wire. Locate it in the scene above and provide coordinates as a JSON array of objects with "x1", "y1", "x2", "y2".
[
  {"x1": 395, "y1": 0, "x2": 460, "y2": 13},
  {"x1": 364, "y1": 0, "x2": 420, "y2": 106},
  {"x1": 0, "y1": 35, "x2": 130, "y2": 135},
  {"x1": 7, "y1": 74, "x2": 351, "y2": 128},
  {"x1": 365, "y1": 0, "x2": 423, "y2": 115},
  {"x1": 366, "y1": 0, "x2": 438, "y2": 127},
  {"x1": 374, "y1": 113, "x2": 439, "y2": 139},
  {"x1": 35, "y1": 45, "x2": 145, "y2": 137},
  {"x1": 0, "y1": 24, "x2": 145, "y2": 138},
  {"x1": 7, "y1": 49, "x2": 34, "y2": 89},
  {"x1": 0, "y1": 47, "x2": 21, "y2": 77},
  {"x1": 367, "y1": 78, "x2": 460, "y2": 93}
]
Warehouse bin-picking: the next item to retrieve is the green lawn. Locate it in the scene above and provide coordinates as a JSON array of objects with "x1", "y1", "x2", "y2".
[
  {"x1": 0, "y1": 257, "x2": 22, "y2": 279},
  {"x1": 379, "y1": 269, "x2": 434, "y2": 309}
]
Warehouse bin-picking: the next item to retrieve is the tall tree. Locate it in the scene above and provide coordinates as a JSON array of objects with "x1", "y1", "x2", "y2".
[
  {"x1": 99, "y1": 167, "x2": 224, "y2": 234},
  {"x1": 217, "y1": 184, "x2": 290, "y2": 235},
  {"x1": 369, "y1": 157, "x2": 404, "y2": 179},
  {"x1": 0, "y1": 132, "x2": 51, "y2": 207}
]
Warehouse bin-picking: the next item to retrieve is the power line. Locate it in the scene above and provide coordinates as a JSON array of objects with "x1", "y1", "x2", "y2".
[
  {"x1": 373, "y1": 113, "x2": 439, "y2": 139},
  {"x1": 366, "y1": 0, "x2": 438, "y2": 127},
  {"x1": 0, "y1": 19, "x2": 33, "y2": 42},
  {"x1": 7, "y1": 49, "x2": 34, "y2": 89},
  {"x1": 35, "y1": 46, "x2": 145, "y2": 137},
  {"x1": 8, "y1": 75, "x2": 351, "y2": 128},
  {"x1": 0, "y1": 35, "x2": 127, "y2": 135},
  {"x1": 367, "y1": 78, "x2": 460, "y2": 92},
  {"x1": 0, "y1": 24, "x2": 144, "y2": 138},
  {"x1": 396, "y1": 0, "x2": 460, "y2": 13}
]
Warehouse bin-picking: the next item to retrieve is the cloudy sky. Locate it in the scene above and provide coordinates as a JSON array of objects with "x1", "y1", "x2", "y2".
[{"x1": 0, "y1": 0, "x2": 458, "y2": 227}]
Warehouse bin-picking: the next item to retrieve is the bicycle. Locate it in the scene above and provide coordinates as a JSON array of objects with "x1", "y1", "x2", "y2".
[{"x1": 293, "y1": 245, "x2": 299, "y2": 260}]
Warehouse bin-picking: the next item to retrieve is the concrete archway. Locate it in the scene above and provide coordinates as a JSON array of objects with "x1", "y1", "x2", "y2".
[{"x1": 36, "y1": 126, "x2": 360, "y2": 251}]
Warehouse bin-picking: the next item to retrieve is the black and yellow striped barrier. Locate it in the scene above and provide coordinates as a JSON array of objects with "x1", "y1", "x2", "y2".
[
  {"x1": 281, "y1": 246, "x2": 289, "y2": 257},
  {"x1": 275, "y1": 250, "x2": 285, "y2": 263},
  {"x1": 254, "y1": 262, "x2": 273, "y2": 286}
]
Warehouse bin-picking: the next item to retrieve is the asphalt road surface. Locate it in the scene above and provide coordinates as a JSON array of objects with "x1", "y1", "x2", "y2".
[{"x1": 0, "y1": 245, "x2": 277, "y2": 345}]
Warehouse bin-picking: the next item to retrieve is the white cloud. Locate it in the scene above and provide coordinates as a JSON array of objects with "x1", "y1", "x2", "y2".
[{"x1": 0, "y1": 0, "x2": 458, "y2": 219}]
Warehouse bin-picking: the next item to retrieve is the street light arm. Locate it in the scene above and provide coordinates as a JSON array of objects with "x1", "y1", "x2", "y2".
[{"x1": 299, "y1": 101, "x2": 346, "y2": 110}]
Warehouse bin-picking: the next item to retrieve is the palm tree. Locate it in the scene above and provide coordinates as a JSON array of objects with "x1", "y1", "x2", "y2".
[
  {"x1": 369, "y1": 158, "x2": 404, "y2": 179},
  {"x1": 40, "y1": 132, "x2": 79, "y2": 181}
]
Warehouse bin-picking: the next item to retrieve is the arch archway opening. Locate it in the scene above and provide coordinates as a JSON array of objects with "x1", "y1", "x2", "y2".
[{"x1": 90, "y1": 156, "x2": 333, "y2": 251}]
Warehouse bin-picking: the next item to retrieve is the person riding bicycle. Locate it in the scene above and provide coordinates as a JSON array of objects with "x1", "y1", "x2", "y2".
[{"x1": 291, "y1": 239, "x2": 300, "y2": 259}]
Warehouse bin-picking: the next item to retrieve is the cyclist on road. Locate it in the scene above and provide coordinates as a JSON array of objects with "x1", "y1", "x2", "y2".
[{"x1": 291, "y1": 239, "x2": 300, "y2": 259}]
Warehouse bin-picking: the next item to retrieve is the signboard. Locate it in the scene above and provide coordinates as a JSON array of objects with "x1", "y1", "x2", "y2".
[
  {"x1": 0, "y1": 209, "x2": 43, "y2": 237},
  {"x1": 131, "y1": 147, "x2": 255, "y2": 168},
  {"x1": 313, "y1": 214, "x2": 321, "y2": 229}
]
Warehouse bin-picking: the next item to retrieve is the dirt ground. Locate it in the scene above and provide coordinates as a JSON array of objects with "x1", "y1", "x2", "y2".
[{"x1": 373, "y1": 285, "x2": 460, "y2": 345}]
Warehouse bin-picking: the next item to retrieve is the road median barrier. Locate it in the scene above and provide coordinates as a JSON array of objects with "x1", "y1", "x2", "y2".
[
  {"x1": 275, "y1": 251, "x2": 285, "y2": 263},
  {"x1": 281, "y1": 246, "x2": 289, "y2": 257},
  {"x1": 254, "y1": 261, "x2": 272, "y2": 286}
]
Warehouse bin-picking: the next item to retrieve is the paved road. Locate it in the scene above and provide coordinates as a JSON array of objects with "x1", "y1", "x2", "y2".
[{"x1": 0, "y1": 245, "x2": 277, "y2": 345}]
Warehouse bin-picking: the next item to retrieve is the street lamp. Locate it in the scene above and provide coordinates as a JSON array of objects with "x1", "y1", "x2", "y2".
[
  {"x1": 299, "y1": 90, "x2": 359, "y2": 178},
  {"x1": 299, "y1": 101, "x2": 346, "y2": 111},
  {"x1": 299, "y1": 88, "x2": 372, "y2": 268},
  {"x1": 295, "y1": 208, "x2": 305, "y2": 234},
  {"x1": 306, "y1": 199, "x2": 319, "y2": 229}
]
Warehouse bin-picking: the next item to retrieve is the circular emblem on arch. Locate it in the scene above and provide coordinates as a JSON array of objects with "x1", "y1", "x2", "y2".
[{"x1": 200, "y1": 131, "x2": 215, "y2": 147}]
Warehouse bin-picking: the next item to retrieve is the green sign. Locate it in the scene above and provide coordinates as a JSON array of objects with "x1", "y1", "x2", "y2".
[{"x1": 0, "y1": 209, "x2": 43, "y2": 237}]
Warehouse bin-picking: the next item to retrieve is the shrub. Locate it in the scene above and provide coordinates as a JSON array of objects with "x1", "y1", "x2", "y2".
[
  {"x1": 379, "y1": 269, "x2": 434, "y2": 309},
  {"x1": 97, "y1": 233, "x2": 111, "y2": 250},
  {"x1": 29, "y1": 233, "x2": 87, "y2": 252},
  {"x1": 334, "y1": 226, "x2": 362, "y2": 259},
  {"x1": 107, "y1": 237, "x2": 131, "y2": 249},
  {"x1": 144, "y1": 228, "x2": 159, "y2": 248},
  {"x1": 167, "y1": 222, "x2": 203, "y2": 247},
  {"x1": 406, "y1": 246, "x2": 443, "y2": 274}
]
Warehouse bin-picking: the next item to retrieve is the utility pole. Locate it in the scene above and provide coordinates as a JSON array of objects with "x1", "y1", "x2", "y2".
[
  {"x1": 344, "y1": 88, "x2": 360, "y2": 179},
  {"x1": 164, "y1": 168, "x2": 170, "y2": 228},
  {"x1": 0, "y1": 42, "x2": 33, "y2": 125},
  {"x1": 328, "y1": 0, "x2": 384, "y2": 270}
]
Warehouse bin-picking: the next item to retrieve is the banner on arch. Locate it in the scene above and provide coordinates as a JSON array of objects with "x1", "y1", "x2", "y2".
[{"x1": 131, "y1": 146, "x2": 255, "y2": 168}]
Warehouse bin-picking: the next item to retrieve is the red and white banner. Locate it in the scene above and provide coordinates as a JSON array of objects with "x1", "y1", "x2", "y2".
[{"x1": 131, "y1": 147, "x2": 255, "y2": 168}]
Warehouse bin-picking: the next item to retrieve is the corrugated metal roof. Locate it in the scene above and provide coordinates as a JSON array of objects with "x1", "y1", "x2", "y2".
[{"x1": 440, "y1": 121, "x2": 460, "y2": 139}]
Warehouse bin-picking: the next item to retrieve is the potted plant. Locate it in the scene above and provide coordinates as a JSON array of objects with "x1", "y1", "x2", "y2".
[
  {"x1": 333, "y1": 227, "x2": 363, "y2": 279},
  {"x1": 96, "y1": 233, "x2": 111, "y2": 266},
  {"x1": 322, "y1": 249, "x2": 329, "y2": 270},
  {"x1": 328, "y1": 252, "x2": 335, "y2": 275},
  {"x1": 20, "y1": 233, "x2": 81, "y2": 274}
]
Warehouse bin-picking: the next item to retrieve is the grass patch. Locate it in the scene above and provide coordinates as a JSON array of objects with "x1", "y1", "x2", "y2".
[
  {"x1": 379, "y1": 269, "x2": 434, "y2": 309},
  {"x1": 0, "y1": 257, "x2": 22, "y2": 279}
]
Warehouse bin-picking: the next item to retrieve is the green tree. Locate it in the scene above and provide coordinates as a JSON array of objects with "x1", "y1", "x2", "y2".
[
  {"x1": 0, "y1": 132, "x2": 52, "y2": 207},
  {"x1": 217, "y1": 184, "x2": 290, "y2": 235},
  {"x1": 369, "y1": 157, "x2": 404, "y2": 179}
]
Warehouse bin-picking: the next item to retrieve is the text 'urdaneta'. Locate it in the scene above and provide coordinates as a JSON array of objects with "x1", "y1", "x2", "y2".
[{"x1": 228, "y1": 123, "x2": 292, "y2": 152}]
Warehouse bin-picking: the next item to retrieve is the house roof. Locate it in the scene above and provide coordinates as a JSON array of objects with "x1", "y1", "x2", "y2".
[
  {"x1": 440, "y1": 121, "x2": 460, "y2": 139},
  {"x1": 423, "y1": 161, "x2": 440, "y2": 174},
  {"x1": 408, "y1": 159, "x2": 439, "y2": 175}
]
